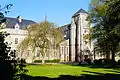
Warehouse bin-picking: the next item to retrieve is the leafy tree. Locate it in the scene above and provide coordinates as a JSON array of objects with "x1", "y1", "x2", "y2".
[
  {"x1": 0, "y1": 4, "x2": 27, "y2": 80},
  {"x1": 106, "y1": 0, "x2": 120, "y2": 63},
  {"x1": 18, "y1": 21, "x2": 64, "y2": 64},
  {"x1": 88, "y1": 0, "x2": 120, "y2": 65}
]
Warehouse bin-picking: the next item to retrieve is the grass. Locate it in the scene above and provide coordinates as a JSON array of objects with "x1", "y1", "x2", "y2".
[{"x1": 27, "y1": 64, "x2": 120, "y2": 78}]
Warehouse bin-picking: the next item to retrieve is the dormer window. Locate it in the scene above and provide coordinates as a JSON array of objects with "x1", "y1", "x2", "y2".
[{"x1": 15, "y1": 23, "x2": 20, "y2": 29}]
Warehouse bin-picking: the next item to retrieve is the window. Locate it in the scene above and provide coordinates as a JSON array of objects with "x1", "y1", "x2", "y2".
[
  {"x1": 61, "y1": 46, "x2": 64, "y2": 55},
  {"x1": 36, "y1": 50, "x2": 40, "y2": 57},
  {"x1": 66, "y1": 46, "x2": 69, "y2": 55},
  {"x1": 27, "y1": 50, "x2": 31, "y2": 57},
  {"x1": 15, "y1": 38, "x2": 18, "y2": 44}
]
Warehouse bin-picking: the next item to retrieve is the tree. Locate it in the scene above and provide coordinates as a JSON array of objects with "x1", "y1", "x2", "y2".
[
  {"x1": 106, "y1": 0, "x2": 120, "y2": 62},
  {"x1": 18, "y1": 21, "x2": 64, "y2": 64},
  {"x1": 0, "y1": 4, "x2": 27, "y2": 80},
  {"x1": 88, "y1": 0, "x2": 120, "y2": 65}
]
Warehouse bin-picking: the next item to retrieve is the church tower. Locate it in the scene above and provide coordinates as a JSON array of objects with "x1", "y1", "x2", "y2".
[
  {"x1": 69, "y1": 17, "x2": 76, "y2": 62},
  {"x1": 69, "y1": 9, "x2": 91, "y2": 62}
]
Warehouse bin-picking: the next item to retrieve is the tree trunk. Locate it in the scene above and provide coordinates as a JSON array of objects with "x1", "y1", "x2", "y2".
[
  {"x1": 106, "y1": 53, "x2": 110, "y2": 59},
  {"x1": 93, "y1": 48, "x2": 96, "y2": 60},
  {"x1": 111, "y1": 50, "x2": 115, "y2": 67},
  {"x1": 42, "y1": 57, "x2": 45, "y2": 64}
]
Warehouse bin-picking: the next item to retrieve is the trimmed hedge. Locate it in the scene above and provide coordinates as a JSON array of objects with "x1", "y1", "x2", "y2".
[
  {"x1": 34, "y1": 60, "x2": 42, "y2": 63},
  {"x1": 34, "y1": 59, "x2": 60, "y2": 63}
]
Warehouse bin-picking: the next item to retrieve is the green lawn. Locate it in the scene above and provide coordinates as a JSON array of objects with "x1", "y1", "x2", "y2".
[{"x1": 27, "y1": 64, "x2": 120, "y2": 78}]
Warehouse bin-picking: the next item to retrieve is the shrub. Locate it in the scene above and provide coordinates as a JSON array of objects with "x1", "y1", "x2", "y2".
[
  {"x1": 53, "y1": 59, "x2": 60, "y2": 63},
  {"x1": 34, "y1": 59, "x2": 60, "y2": 63},
  {"x1": 85, "y1": 58, "x2": 92, "y2": 64},
  {"x1": 117, "y1": 60, "x2": 120, "y2": 65},
  {"x1": 103, "y1": 59, "x2": 116, "y2": 65},
  {"x1": 103, "y1": 59, "x2": 111, "y2": 65},
  {"x1": 34, "y1": 60, "x2": 42, "y2": 63},
  {"x1": 93, "y1": 59, "x2": 103, "y2": 64}
]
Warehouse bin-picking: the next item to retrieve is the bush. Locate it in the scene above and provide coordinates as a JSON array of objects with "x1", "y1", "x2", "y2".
[
  {"x1": 103, "y1": 59, "x2": 111, "y2": 65},
  {"x1": 93, "y1": 59, "x2": 103, "y2": 64},
  {"x1": 34, "y1": 59, "x2": 60, "y2": 63},
  {"x1": 103, "y1": 59, "x2": 116, "y2": 65},
  {"x1": 34, "y1": 60, "x2": 42, "y2": 63},
  {"x1": 53, "y1": 59, "x2": 60, "y2": 63},
  {"x1": 85, "y1": 58, "x2": 92, "y2": 64},
  {"x1": 117, "y1": 59, "x2": 120, "y2": 65}
]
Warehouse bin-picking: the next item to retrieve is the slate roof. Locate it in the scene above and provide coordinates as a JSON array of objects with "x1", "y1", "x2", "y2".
[
  {"x1": 58, "y1": 24, "x2": 70, "y2": 35},
  {"x1": 72, "y1": 8, "x2": 88, "y2": 18},
  {"x1": 5, "y1": 17, "x2": 36, "y2": 29},
  {"x1": 58, "y1": 24, "x2": 71, "y2": 40}
]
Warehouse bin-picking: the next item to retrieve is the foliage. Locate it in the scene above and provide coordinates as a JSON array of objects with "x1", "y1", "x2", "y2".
[
  {"x1": 93, "y1": 59, "x2": 103, "y2": 64},
  {"x1": 93, "y1": 59, "x2": 117, "y2": 65},
  {"x1": 85, "y1": 58, "x2": 92, "y2": 64},
  {"x1": 117, "y1": 59, "x2": 120, "y2": 65},
  {"x1": 12, "y1": 58, "x2": 28, "y2": 80},
  {"x1": 0, "y1": 4, "x2": 28, "y2": 80},
  {"x1": 117, "y1": 60, "x2": 120, "y2": 65},
  {"x1": 34, "y1": 59, "x2": 60, "y2": 63},
  {"x1": 88, "y1": 0, "x2": 120, "y2": 63},
  {"x1": 103, "y1": 59, "x2": 116, "y2": 65},
  {"x1": 18, "y1": 21, "x2": 64, "y2": 63}
]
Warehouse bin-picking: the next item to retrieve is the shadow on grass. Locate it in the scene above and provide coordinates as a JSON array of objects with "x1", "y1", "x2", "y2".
[
  {"x1": 23, "y1": 73, "x2": 120, "y2": 80},
  {"x1": 66, "y1": 63, "x2": 120, "y2": 69},
  {"x1": 24, "y1": 63, "x2": 120, "y2": 80},
  {"x1": 23, "y1": 69, "x2": 120, "y2": 80}
]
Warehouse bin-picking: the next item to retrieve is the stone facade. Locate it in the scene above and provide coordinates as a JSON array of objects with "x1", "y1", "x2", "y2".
[
  {"x1": 59, "y1": 9, "x2": 120, "y2": 62},
  {"x1": 59, "y1": 9, "x2": 94, "y2": 62},
  {"x1": 2, "y1": 16, "x2": 60, "y2": 63},
  {"x1": 3, "y1": 9, "x2": 114, "y2": 63},
  {"x1": 2, "y1": 9, "x2": 94, "y2": 63}
]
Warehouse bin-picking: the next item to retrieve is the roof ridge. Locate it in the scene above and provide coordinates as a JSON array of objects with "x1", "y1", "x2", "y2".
[
  {"x1": 5, "y1": 17, "x2": 36, "y2": 29},
  {"x1": 5, "y1": 17, "x2": 36, "y2": 23},
  {"x1": 72, "y1": 8, "x2": 88, "y2": 17}
]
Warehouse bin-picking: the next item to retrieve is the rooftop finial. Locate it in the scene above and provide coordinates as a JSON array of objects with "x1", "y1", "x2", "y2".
[
  {"x1": 17, "y1": 15, "x2": 22, "y2": 22},
  {"x1": 45, "y1": 15, "x2": 47, "y2": 21}
]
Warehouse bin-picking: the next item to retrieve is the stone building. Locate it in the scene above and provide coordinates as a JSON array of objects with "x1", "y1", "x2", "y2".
[
  {"x1": 1, "y1": 16, "x2": 36, "y2": 63},
  {"x1": 2, "y1": 9, "x2": 94, "y2": 63},
  {"x1": 2, "y1": 9, "x2": 119, "y2": 63},
  {"x1": 2, "y1": 16, "x2": 61, "y2": 63},
  {"x1": 59, "y1": 9, "x2": 94, "y2": 62},
  {"x1": 2, "y1": 16, "x2": 36, "y2": 50}
]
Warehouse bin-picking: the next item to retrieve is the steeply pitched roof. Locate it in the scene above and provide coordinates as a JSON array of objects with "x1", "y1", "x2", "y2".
[
  {"x1": 5, "y1": 17, "x2": 36, "y2": 29},
  {"x1": 58, "y1": 24, "x2": 71, "y2": 40},
  {"x1": 58, "y1": 24, "x2": 70, "y2": 35},
  {"x1": 72, "y1": 8, "x2": 88, "y2": 18}
]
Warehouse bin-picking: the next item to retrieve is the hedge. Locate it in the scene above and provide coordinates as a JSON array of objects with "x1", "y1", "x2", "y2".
[{"x1": 34, "y1": 59, "x2": 60, "y2": 63}]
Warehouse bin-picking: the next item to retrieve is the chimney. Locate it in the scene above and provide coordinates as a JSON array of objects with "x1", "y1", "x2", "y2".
[{"x1": 17, "y1": 15, "x2": 22, "y2": 23}]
